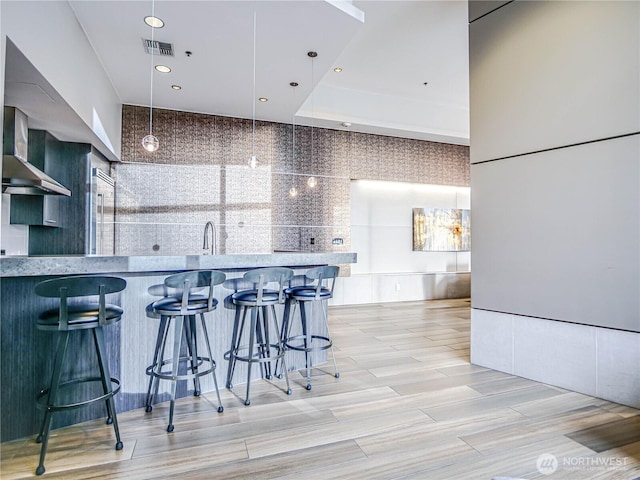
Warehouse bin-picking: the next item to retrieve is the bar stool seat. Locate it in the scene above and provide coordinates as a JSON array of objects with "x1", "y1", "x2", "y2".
[
  {"x1": 152, "y1": 294, "x2": 214, "y2": 312},
  {"x1": 144, "y1": 270, "x2": 225, "y2": 433},
  {"x1": 282, "y1": 265, "x2": 340, "y2": 391},
  {"x1": 285, "y1": 285, "x2": 332, "y2": 299},
  {"x1": 38, "y1": 304, "x2": 124, "y2": 327},
  {"x1": 225, "y1": 267, "x2": 294, "y2": 406},
  {"x1": 34, "y1": 275, "x2": 126, "y2": 476},
  {"x1": 232, "y1": 289, "x2": 280, "y2": 304}
]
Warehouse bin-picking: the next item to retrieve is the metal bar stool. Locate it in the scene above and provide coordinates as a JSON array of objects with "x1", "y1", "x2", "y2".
[
  {"x1": 34, "y1": 275, "x2": 126, "y2": 476},
  {"x1": 145, "y1": 270, "x2": 225, "y2": 432},
  {"x1": 281, "y1": 265, "x2": 340, "y2": 390},
  {"x1": 225, "y1": 267, "x2": 294, "y2": 405}
]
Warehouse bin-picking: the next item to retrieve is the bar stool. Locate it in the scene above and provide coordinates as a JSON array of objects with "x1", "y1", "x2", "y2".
[
  {"x1": 225, "y1": 267, "x2": 294, "y2": 405},
  {"x1": 282, "y1": 265, "x2": 340, "y2": 391},
  {"x1": 145, "y1": 270, "x2": 225, "y2": 432},
  {"x1": 34, "y1": 275, "x2": 126, "y2": 476}
]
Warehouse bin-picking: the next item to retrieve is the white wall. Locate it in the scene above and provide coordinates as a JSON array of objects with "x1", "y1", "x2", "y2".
[
  {"x1": 470, "y1": 0, "x2": 640, "y2": 333},
  {"x1": 0, "y1": 1, "x2": 121, "y2": 159},
  {"x1": 1, "y1": 1, "x2": 122, "y2": 254},
  {"x1": 0, "y1": 194, "x2": 28, "y2": 255},
  {"x1": 469, "y1": 0, "x2": 640, "y2": 407},
  {"x1": 351, "y1": 179, "x2": 470, "y2": 274},
  {"x1": 472, "y1": 135, "x2": 639, "y2": 331},
  {"x1": 470, "y1": 0, "x2": 638, "y2": 163},
  {"x1": 0, "y1": 10, "x2": 4, "y2": 233},
  {"x1": 337, "y1": 179, "x2": 471, "y2": 305},
  {"x1": 472, "y1": 310, "x2": 640, "y2": 409}
]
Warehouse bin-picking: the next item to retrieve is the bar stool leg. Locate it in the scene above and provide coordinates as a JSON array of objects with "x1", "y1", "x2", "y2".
[
  {"x1": 300, "y1": 301, "x2": 313, "y2": 390},
  {"x1": 167, "y1": 316, "x2": 184, "y2": 432},
  {"x1": 261, "y1": 306, "x2": 273, "y2": 379},
  {"x1": 275, "y1": 298, "x2": 292, "y2": 378},
  {"x1": 185, "y1": 315, "x2": 201, "y2": 396},
  {"x1": 244, "y1": 307, "x2": 258, "y2": 405},
  {"x1": 322, "y1": 301, "x2": 340, "y2": 379},
  {"x1": 145, "y1": 316, "x2": 168, "y2": 412},
  {"x1": 94, "y1": 326, "x2": 123, "y2": 450},
  {"x1": 35, "y1": 331, "x2": 70, "y2": 476},
  {"x1": 226, "y1": 306, "x2": 243, "y2": 389},
  {"x1": 255, "y1": 308, "x2": 266, "y2": 379},
  {"x1": 152, "y1": 317, "x2": 171, "y2": 409},
  {"x1": 92, "y1": 328, "x2": 114, "y2": 425},
  {"x1": 199, "y1": 312, "x2": 224, "y2": 413},
  {"x1": 272, "y1": 304, "x2": 292, "y2": 396}
]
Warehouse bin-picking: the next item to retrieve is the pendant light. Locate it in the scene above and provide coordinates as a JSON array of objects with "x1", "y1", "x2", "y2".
[
  {"x1": 289, "y1": 81, "x2": 298, "y2": 198},
  {"x1": 142, "y1": 0, "x2": 159, "y2": 152},
  {"x1": 307, "y1": 51, "x2": 318, "y2": 188},
  {"x1": 249, "y1": 11, "x2": 259, "y2": 169}
]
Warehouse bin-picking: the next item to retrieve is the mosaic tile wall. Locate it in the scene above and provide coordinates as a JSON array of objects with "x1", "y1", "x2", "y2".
[{"x1": 116, "y1": 105, "x2": 469, "y2": 258}]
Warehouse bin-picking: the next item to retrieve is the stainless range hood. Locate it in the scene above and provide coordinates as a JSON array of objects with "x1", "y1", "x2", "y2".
[{"x1": 2, "y1": 107, "x2": 71, "y2": 196}]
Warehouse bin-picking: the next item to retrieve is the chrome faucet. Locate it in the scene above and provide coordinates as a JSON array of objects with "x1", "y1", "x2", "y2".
[{"x1": 203, "y1": 221, "x2": 216, "y2": 255}]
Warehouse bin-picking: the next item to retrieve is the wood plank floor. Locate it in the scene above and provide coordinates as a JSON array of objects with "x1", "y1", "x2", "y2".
[{"x1": 2, "y1": 298, "x2": 640, "y2": 479}]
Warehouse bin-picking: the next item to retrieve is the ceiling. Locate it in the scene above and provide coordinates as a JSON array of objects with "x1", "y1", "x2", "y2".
[
  {"x1": 300, "y1": 1, "x2": 469, "y2": 144},
  {"x1": 6, "y1": 1, "x2": 470, "y2": 151}
]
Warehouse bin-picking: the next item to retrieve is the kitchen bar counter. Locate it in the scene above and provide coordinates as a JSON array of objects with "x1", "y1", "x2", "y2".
[
  {"x1": 1, "y1": 252, "x2": 356, "y2": 442},
  {"x1": 0, "y1": 252, "x2": 357, "y2": 277}
]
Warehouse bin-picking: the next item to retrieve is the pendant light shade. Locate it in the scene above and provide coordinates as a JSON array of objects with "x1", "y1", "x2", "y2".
[{"x1": 142, "y1": 134, "x2": 159, "y2": 152}]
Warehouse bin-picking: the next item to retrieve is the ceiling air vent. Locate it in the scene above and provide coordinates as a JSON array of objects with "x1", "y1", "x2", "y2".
[{"x1": 142, "y1": 38, "x2": 174, "y2": 56}]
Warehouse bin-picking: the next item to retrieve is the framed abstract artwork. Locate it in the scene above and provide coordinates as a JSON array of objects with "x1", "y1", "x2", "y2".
[{"x1": 413, "y1": 208, "x2": 470, "y2": 252}]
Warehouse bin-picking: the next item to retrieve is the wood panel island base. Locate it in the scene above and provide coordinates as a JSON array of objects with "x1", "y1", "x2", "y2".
[{"x1": 0, "y1": 252, "x2": 356, "y2": 442}]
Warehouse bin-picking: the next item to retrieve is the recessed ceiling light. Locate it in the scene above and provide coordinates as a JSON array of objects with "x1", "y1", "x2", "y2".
[
  {"x1": 144, "y1": 16, "x2": 164, "y2": 28},
  {"x1": 258, "y1": 97, "x2": 268, "y2": 102},
  {"x1": 334, "y1": 67, "x2": 343, "y2": 73},
  {"x1": 155, "y1": 65, "x2": 171, "y2": 73},
  {"x1": 171, "y1": 84, "x2": 182, "y2": 90},
  {"x1": 341, "y1": 122, "x2": 352, "y2": 128},
  {"x1": 290, "y1": 82, "x2": 298, "y2": 87}
]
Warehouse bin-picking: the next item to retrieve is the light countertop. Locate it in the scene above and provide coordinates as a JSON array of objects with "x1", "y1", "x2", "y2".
[{"x1": 0, "y1": 252, "x2": 357, "y2": 277}]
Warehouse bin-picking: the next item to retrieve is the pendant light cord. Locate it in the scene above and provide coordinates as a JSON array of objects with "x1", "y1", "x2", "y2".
[
  {"x1": 252, "y1": 11, "x2": 257, "y2": 158},
  {"x1": 149, "y1": 0, "x2": 155, "y2": 135},
  {"x1": 292, "y1": 85, "x2": 296, "y2": 164},
  {"x1": 310, "y1": 54, "x2": 315, "y2": 164}
]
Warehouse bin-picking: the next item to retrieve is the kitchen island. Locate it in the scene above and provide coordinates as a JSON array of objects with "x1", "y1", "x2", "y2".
[{"x1": 0, "y1": 252, "x2": 356, "y2": 442}]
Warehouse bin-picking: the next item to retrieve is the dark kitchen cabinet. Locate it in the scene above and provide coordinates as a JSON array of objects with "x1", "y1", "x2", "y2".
[
  {"x1": 14, "y1": 131, "x2": 94, "y2": 255},
  {"x1": 10, "y1": 130, "x2": 73, "y2": 227},
  {"x1": 10, "y1": 192, "x2": 60, "y2": 227}
]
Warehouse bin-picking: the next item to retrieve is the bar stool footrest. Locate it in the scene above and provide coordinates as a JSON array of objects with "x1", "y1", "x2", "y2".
[
  {"x1": 147, "y1": 356, "x2": 217, "y2": 382},
  {"x1": 227, "y1": 344, "x2": 285, "y2": 364},
  {"x1": 36, "y1": 377, "x2": 121, "y2": 412},
  {"x1": 285, "y1": 334, "x2": 332, "y2": 353}
]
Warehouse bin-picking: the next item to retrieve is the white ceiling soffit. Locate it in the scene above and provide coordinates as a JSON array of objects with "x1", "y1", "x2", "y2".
[
  {"x1": 69, "y1": 1, "x2": 469, "y2": 146},
  {"x1": 3, "y1": 39, "x2": 118, "y2": 159},
  {"x1": 298, "y1": 0, "x2": 470, "y2": 144},
  {"x1": 69, "y1": 0, "x2": 365, "y2": 126}
]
